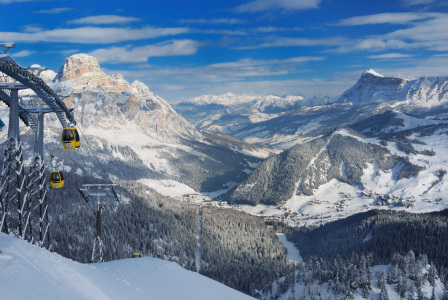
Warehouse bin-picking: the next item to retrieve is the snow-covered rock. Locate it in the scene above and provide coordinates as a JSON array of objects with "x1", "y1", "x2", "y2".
[{"x1": 51, "y1": 53, "x2": 201, "y2": 141}]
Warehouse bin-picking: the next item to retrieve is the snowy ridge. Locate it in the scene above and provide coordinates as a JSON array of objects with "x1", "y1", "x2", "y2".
[
  {"x1": 339, "y1": 70, "x2": 448, "y2": 107},
  {"x1": 0, "y1": 233, "x2": 254, "y2": 300},
  {"x1": 182, "y1": 92, "x2": 304, "y2": 108}
]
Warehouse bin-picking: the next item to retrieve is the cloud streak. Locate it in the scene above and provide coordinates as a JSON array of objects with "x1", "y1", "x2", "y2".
[
  {"x1": 368, "y1": 53, "x2": 414, "y2": 59},
  {"x1": 0, "y1": 26, "x2": 189, "y2": 44},
  {"x1": 90, "y1": 40, "x2": 200, "y2": 63},
  {"x1": 67, "y1": 15, "x2": 142, "y2": 25},
  {"x1": 11, "y1": 49, "x2": 34, "y2": 57},
  {"x1": 34, "y1": 7, "x2": 72, "y2": 14},
  {"x1": 179, "y1": 18, "x2": 246, "y2": 25},
  {"x1": 336, "y1": 12, "x2": 438, "y2": 26},
  {"x1": 0, "y1": 0, "x2": 34, "y2": 3},
  {"x1": 235, "y1": 0, "x2": 321, "y2": 13}
]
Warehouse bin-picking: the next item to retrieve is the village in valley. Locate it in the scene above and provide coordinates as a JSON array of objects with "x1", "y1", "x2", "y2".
[{"x1": 139, "y1": 179, "x2": 433, "y2": 227}]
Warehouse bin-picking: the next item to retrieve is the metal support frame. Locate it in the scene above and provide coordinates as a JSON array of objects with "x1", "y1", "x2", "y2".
[
  {"x1": 27, "y1": 111, "x2": 51, "y2": 247},
  {"x1": 0, "y1": 43, "x2": 78, "y2": 247},
  {"x1": 79, "y1": 184, "x2": 120, "y2": 263},
  {"x1": 0, "y1": 86, "x2": 31, "y2": 240}
]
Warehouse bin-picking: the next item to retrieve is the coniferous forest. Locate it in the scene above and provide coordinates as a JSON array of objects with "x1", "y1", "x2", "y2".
[
  {"x1": 48, "y1": 175, "x2": 291, "y2": 296},
  {"x1": 46, "y1": 173, "x2": 448, "y2": 299}
]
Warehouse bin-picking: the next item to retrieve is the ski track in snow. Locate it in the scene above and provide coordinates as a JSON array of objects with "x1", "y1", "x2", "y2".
[{"x1": 276, "y1": 233, "x2": 303, "y2": 263}]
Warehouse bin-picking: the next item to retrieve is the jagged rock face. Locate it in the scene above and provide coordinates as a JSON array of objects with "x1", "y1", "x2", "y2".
[
  {"x1": 51, "y1": 54, "x2": 201, "y2": 141},
  {"x1": 57, "y1": 54, "x2": 103, "y2": 81},
  {"x1": 339, "y1": 70, "x2": 448, "y2": 107},
  {"x1": 339, "y1": 71, "x2": 409, "y2": 104}
]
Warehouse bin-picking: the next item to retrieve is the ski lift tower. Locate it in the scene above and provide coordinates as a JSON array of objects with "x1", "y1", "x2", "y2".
[
  {"x1": 79, "y1": 184, "x2": 120, "y2": 263},
  {"x1": 0, "y1": 43, "x2": 77, "y2": 245},
  {"x1": 0, "y1": 43, "x2": 35, "y2": 240}
]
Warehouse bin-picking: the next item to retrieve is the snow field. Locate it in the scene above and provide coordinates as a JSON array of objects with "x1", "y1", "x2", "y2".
[{"x1": 0, "y1": 233, "x2": 254, "y2": 300}]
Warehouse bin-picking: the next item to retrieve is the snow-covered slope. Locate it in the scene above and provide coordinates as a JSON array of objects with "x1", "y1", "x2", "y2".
[
  {"x1": 0, "y1": 233, "x2": 254, "y2": 300},
  {"x1": 229, "y1": 111, "x2": 448, "y2": 226},
  {"x1": 339, "y1": 69, "x2": 448, "y2": 107}
]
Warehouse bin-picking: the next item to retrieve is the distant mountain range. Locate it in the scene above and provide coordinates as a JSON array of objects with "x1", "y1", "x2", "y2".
[
  {"x1": 175, "y1": 70, "x2": 448, "y2": 149},
  {"x1": 3, "y1": 59, "x2": 448, "y2": 226}
]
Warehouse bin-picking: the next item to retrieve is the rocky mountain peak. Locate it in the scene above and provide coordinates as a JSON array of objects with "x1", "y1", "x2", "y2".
[
  {"x1": 339, "y1": 70, "x2": 410, "y2": 105},
  {"x1": 131, "y1": 80, "x2": 154, "y2": 98},
  {"x1": 56, "y1": 54, "x2": 103, "y2": 81},
  {"x1": 362, "y1": 69, "x2": 384, "y2": 78},
  {"x1": 49, "y1": 54, "x2": 202, "y2": 141}
]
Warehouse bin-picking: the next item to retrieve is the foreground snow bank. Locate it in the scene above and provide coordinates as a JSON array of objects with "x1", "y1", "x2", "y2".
[{"x1": 0, "y1": 233, "x2": 254, "y2": 300}]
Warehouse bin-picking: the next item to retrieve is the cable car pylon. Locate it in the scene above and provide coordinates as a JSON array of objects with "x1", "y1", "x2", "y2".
[
  {"x1": 27, "y1": 109, "x2": 53, "y2": 246},
  {"x1": 0, "y1": 43, "x2": 78, "y2": 246},
  {"x1": 78, "y1": 184, "x2": 120, "y2": 263}
]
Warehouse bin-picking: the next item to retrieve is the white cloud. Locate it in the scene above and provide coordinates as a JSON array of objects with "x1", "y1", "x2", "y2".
[
  {"x1": 368, "y1": 53, "x2": 414, "y2": 59},
  {"x1": 196, "y1": 29, "x2": 248, "y2": 36},
  {"x1": 337, "y1": 12, "x2": 437, "y2": 26},
  {"x1": 90, "y1": 40, "x2": 200, "y2": 63},
  {"x1": 402, "y1": 0, "x2": 435, "y2": 6},
  {"x1": 385, "y1": 16, "x2": 448, "y2": 51},
  {"x1": 330, "y1": 13, "x2": 448, "y2": 53},
  {"x1": 236, "y1": 37, "x2": 345, "y2": 49},
  {"x1": 67, "y1": 15, "x2": 141, "y2": 25},
  {"x1": 0, "y1": 0, "x2": 33, "y2": 3},
  {"x1": 11, "y1": 49, "x2": 34, "y2": 57},
  {"x1": 235, "y1": 0, "x2": 321, "y2": 13},
  {"x1": 34, "y1": 7, "x2": 72, "y2": 14},
  {"x1": 330, "y1": 38, "x2": 417, "y2": 53},
  {"x1": 110, "y1": 56, "x2": 326, "y2": 92},
  {"x1": 254, "y1": 26, "x2": 303, "y2": 33},
  {"x1": 0, "y1": 26, "x2": 189, "y2": 44},
  {"x1": 371, "y1": 55, "x2": 448, "y2": 79},
  {"x1": 179, "y1": 18, "x2": 246, "y2": 25}
]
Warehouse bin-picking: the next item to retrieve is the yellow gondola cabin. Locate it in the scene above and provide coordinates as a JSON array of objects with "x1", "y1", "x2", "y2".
[
  {"x1": 62, "y1": 128, "x2": 80, "y2": 149},
  {"x1": 50, "y1": 171, "x2": 64, "y2": 188}
]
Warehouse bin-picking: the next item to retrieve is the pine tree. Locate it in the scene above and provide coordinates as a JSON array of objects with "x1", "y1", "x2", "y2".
[
  {"x1": 397, "y1": 273, "x2": 407, "y2": 299},
  {"x1": 380, "y1": 282, "x2": 389, "y2": 300},
  {"x1": 377, "y1": 268, "x2": 385, "y2": 289},
  {"x1": 428, "y1": 264, "x2": 437, "y2": 287}
]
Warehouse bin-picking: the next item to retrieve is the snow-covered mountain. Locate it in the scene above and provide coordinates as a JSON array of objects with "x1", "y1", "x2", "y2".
[
  {"x1": 230, "y1": 111, "x2": 448, "y2": 226},
  {"x1": 0, "y1": 233, "x2": 254, "y2": 300},
  {"x1": 1, "y1": 54, "x2": 268, "y2": 192},
  {"x1": 339, "y1": 69, "x2": 448, "y2": 107},
  {"x1": 52, "y1": 54, "x2": 201, "y2": 140},
  {"x1": 175, "y1": 70, "x2": 448, "y2": 149},
  {"x1": 175, "y1": 93, "x2": 306, "y2": 131}
]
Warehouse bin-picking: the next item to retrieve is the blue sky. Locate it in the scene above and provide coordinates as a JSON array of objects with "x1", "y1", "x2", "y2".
[{"x1": 1, "y1": 0, "x2": 448, "y2": 100}]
